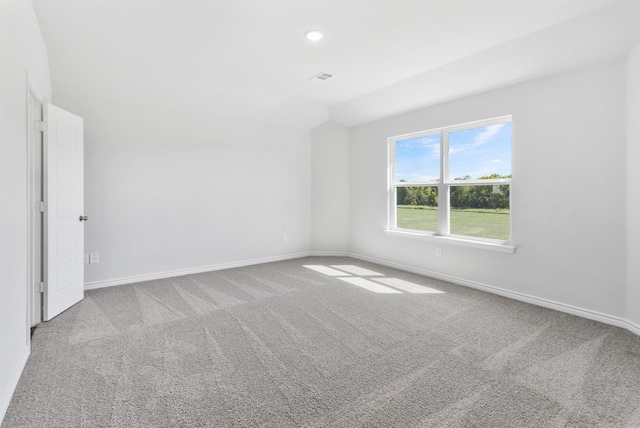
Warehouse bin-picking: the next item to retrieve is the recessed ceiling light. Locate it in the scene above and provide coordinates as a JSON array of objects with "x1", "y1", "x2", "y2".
[{"x1": 305, "y1": 30, "x2": 324, "y2": 41}]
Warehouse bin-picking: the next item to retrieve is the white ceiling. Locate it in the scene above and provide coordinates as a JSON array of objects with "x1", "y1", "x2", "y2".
[{"x1": 31, "y1": 0, "x2": 640, "y2": 129}]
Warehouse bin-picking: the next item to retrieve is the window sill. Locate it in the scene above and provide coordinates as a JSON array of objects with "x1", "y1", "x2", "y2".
[{"x1": 384, "y1": 229, "x2": 516, "y2": 253}]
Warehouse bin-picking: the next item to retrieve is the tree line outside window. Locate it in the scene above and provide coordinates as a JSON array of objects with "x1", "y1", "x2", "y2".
[{"x1": 397, "y1": 174, "x2": 511, "y2": 210}]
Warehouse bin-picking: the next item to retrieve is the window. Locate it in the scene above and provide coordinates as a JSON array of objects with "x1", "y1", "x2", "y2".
[{"x1": 388, "y1": 116, "x2": 512, "y2": 247}]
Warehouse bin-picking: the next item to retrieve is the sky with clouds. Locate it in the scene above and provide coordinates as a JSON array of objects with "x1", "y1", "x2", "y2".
[{"x1": 395, "y1": 123, "x2": 512, "y2": 183}]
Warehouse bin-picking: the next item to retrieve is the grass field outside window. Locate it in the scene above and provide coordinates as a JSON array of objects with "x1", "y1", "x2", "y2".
[{"x1": 397, "y1": 205, "x2": 510, "y2": 241}]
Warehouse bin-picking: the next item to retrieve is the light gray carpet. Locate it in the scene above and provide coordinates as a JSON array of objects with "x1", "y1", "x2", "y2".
[{"x1": 4, "y1": 256, "x2": 640, "y2": 427}]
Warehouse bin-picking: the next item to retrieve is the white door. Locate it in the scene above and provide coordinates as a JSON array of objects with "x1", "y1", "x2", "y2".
[{"x1": 43, "y1": 104, "x2": 85, "y2": 321}]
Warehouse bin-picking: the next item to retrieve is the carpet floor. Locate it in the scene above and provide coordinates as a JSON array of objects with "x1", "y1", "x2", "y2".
[{"x1": 3, "y1": 256, "x2": 640, "y2": 427}]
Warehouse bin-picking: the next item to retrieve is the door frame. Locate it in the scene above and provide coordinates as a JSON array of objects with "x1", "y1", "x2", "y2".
[{"x1": 26, "y1": 74, "x2": 44, "y2": 329}]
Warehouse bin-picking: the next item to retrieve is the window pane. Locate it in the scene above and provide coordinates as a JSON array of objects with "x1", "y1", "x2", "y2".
[
  {"x1": 448, "y1": 122, "x2": 511, "y2": 180},
  {"x1": 395, "y1": 134, "x2": 440, "y2": 183},
  {"x1": 449, "y1": 185, "x2": 510, "y2": 240},
  {"x1": 396, "y1": 186, "x2": 438, "y2": 232}
]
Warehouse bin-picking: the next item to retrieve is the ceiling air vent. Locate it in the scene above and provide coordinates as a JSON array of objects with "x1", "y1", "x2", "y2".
[{"x1": 309, "y1": 71, "x2": 334, "y2": 83}]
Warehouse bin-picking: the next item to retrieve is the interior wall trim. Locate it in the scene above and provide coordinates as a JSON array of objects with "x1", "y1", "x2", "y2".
[
  {"x1": 84, "y1": 252, "x2": 311, "y2": 290},
  {"x1": 348, "y1": 253, "x2": 636, "y2": 335},
  {"x1": 308, "y1": 251, "x2": 351, "y2": 257},
  {"x1": 626, "y1": 320, "x2": 640, "y2": 337},
  {"x1": 83, "y1": 251, "x2": 638, "y2": 338}
]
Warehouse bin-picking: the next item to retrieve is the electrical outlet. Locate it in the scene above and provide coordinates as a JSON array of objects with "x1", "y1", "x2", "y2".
[
  {"x1": 282, "y1": 234, "x2": 287, "y2": 243},
  {"x1": 436, "y1": 247, "x2": 442, "y2": 257},
  {"x1": 89, "y1": 253, "x2": 99, "y2": 264},
  {"x1": 84, "y1": 253, "x2": 90, "y2": 264}
]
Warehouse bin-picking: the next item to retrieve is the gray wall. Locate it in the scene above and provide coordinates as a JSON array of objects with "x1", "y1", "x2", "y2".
[
  {"x1": 53, "y1": 93, "x2": 312, "y2": 287},
  {"x1": 348, "y1": 60, "x2": 628, "y2": 321},
  {"x1": 0, "y1": 0, "x2": 51, "y2": 420},
  {"x1": 310, "y1": 121, "x2": 350, "y2": 254},
  {"x1": 627, "y1": 43, "x2": 640, "y2": 329}
]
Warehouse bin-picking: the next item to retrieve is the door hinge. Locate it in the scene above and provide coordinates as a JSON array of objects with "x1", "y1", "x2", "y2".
[
  {"x1": 35, "y1": 282, "x2": 44, "y2": 293},
  {"x1": 40, "y1": 201, "x2": 46, "y2": 212},
  {"x1": 34, "y1": 120, "x2": 48, "y2": 132}
]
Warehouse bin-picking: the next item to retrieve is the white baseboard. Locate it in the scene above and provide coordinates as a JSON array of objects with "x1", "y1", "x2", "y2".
[
  {"x1": 0, "y1": 345, "x2": 29, "y2": 425},
  {"x1": 626, "y1": 319, "x2": 640, "y2": 336},
  {"x1": 82, "y1": 250, "x2": 639, "y2": 338},
  {"x1": 308, "y1": 251, "x2": 351, "y2": 257},
  {"x1": 349, "y1": 252, "x2": 631, "y2": 331},
  {"x1": 84, "y1": 252, "x2": 311, "y2": 290}
]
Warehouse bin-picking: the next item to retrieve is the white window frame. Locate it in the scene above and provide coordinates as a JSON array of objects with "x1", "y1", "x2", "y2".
[{"x1": 386, "y1": 115, "x2": 515, "y2": 253}]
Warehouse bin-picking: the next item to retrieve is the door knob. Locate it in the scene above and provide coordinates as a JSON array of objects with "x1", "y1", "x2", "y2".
[{"x1": 79, "y1": 215, "x2": 88, "y2": 221}]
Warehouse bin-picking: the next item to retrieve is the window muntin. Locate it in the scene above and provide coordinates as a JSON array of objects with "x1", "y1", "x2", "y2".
[{"x1": 389, "y1": 116, "x2": 512, "y2": 243}]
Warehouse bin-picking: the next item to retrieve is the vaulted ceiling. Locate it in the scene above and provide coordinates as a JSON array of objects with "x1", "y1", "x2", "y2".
[{"x1": 32, "y1": 0, "x2": 640, "y2": 129}]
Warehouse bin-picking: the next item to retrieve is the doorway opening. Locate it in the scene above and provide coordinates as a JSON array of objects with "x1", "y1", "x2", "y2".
[
  {"x1": 27, "y1": 80, "x2": 44, "y2": 327},
  {"x1": 27, "y1": 80, "x2": 86, "y2": 329}
]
